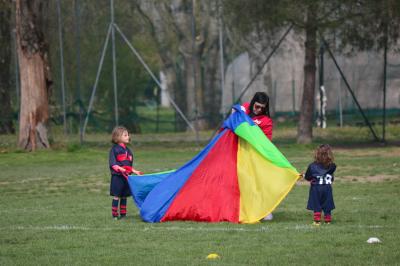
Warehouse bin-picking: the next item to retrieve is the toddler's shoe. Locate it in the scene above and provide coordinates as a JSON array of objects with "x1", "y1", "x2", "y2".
[
  {"x1": 263, "y1": 213, "x2": 274, "y2": 221},
  {"x1": 313, "y1": 221, "x2": 321, "y2": 226}
]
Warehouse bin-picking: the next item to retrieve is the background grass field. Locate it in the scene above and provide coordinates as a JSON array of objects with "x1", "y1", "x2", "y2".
[{"x1": 0, "y1": 126, "x2": 399, "y2": 265}]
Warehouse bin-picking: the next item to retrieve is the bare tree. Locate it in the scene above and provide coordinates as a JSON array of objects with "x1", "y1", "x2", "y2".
[
  {"x1": 135, "y1": 0, "x2": 221, "y2": 129},
  {"x1": 15, "y1": 0, "x2": 51, "y2": 151}
]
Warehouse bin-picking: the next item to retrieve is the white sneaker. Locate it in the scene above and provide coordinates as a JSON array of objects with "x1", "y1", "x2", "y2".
[{"x1": 263, "y1": 213, "x2": 274, "y2": 221}]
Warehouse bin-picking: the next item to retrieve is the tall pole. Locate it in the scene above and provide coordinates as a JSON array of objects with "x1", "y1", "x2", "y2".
[
  {"x1": 382, "y1": 26, "x2": 388, "y2": 143},
  {"x1": 13, "y1": 31, "x2": 20, "y2": 114},
  {"x1": 318, "y1": 41, "x2": 324, "y2": 128},
  {"x1": 111, "y1": 0, "x2": 119, "y2": 126},
  {"x1": 12, "y1": 23, "x2": 21, "y2": 126},
  {"x1": 232, "y1": 60, "x2": 235, "y2": 104},
  {"x1": 218, "y1": 0, "x2": 225, "y2": 117},
  {"x1": 74, "y1": 0, "x2": 83, "y2": 144},
  {"x1": 57, "y1": 0, "x2": 67, "y2": 135},
  {"x1": 338, "y1": 69, "x2": 343, "y2": 127},
  {"x1": 191, "y1": 0, "x2": 200, "y2": 143},
  {"x1": 291, "y1": 69, "x2": 295, "y2": 114},
  {"x1": 83, "y1": 25, "x2": 112, "y2": 137}
]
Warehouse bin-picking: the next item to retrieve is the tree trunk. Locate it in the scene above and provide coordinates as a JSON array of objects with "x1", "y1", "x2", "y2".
[
  {"x1": 137, "y1": 0, "x2": 215, "y2": 129},
  {"x1": 135, "y1": 1, "x2": 205, "y2": 130},
  {"x1": 265, "y1": 63, "x2": 275, "y2": 117},
  {"x1": 16, "y1": 0, "x2": 51, "y2": 151},
  {"x1": 182, "y1": 44, "x2": 205, "y2": 130},
  {"x1": 162, "y1": 63, "x2": 178, "y2": 107},
  {"x1": 297, "y1": 6, "x2": 317, "y2": 144},
  {"x1": 203, "y1": 40, "x2": 220, "y2": 127},
  {"x1": 178, "y1": 3, "x2": 206, "y2": 130},
  {"x1": 0, "y1": 0, "x2": 15, "y2": 134}
]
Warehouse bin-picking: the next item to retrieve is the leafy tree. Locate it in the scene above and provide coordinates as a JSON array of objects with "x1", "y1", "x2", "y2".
[
  {"x1": 223, "y1": 0, "x2": 364, "y2": 143},
  {"x1": 338, "y1": 0, "x2": 400, "y2": 51}
]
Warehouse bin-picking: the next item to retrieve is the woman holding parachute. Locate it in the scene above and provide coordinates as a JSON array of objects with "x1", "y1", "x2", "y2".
[{"x1": 128, "y1": 92, "x2": 300, "y2": 223}]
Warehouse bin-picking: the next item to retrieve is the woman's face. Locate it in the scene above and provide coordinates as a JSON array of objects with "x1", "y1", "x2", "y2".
[{"x1": 252, "y1": 102, "x2": 266, "y2": 116}]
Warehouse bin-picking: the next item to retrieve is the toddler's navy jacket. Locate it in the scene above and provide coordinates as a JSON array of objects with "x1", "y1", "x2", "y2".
[
  {"x1": 304, "y1": 162, "x2": 336, "y2": 185},
  {"x1": 305, "y1": 162, "x2": 336, "y2": 212}
]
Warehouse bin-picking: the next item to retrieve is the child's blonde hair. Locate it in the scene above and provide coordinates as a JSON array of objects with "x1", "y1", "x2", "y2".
[
  {"x1": 111, "y1": 126, "x2": 129, "y2": 144},
  {"x1": 314, "y1": 144, "x2": 334, "y2": 168}
]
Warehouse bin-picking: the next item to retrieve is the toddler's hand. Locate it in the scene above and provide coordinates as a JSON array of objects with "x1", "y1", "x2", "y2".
[{"x1": 133, "y1": 170, "x2": 144, "y2": 175}]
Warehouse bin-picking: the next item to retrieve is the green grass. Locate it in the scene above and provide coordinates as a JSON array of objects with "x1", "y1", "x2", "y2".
[{"x1": 0, "y1": 128, "x2": 399, "y2": 265}]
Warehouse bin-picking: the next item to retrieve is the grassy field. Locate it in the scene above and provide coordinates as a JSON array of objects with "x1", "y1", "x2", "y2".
[{"x1": 0, "y1": 126, "x2": 399, "y2": 265}]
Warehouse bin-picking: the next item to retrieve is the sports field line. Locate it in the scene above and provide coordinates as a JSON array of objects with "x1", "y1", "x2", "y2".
[{"x1": 0, "y1": 224, "x2": 385, "y2": 232}]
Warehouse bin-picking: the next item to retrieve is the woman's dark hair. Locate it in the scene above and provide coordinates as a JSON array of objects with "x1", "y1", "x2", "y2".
[{"x1": 249, "y1": 91, "x2": 270, "y2": 117}]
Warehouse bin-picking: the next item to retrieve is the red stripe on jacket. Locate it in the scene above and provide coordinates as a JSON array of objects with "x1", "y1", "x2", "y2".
[{"x1": 116, "y1": 152, "x2": 132, "y2": 162}]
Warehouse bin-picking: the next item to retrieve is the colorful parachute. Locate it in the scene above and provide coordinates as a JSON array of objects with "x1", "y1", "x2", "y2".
[{"x1": 128, "y1": 105, "x2": 299, "y2": 223}]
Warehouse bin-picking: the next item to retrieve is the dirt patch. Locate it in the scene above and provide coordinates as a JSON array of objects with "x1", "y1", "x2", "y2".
[
  {"x1": 334, "y1": 148, "x2": 400, "y2": 158},
  {"x1": 331, "y1": 141, "x2": 400, "y2": 149},
  {"x1": 339, "y1": 175, "x2": 399, "y2": 182}
]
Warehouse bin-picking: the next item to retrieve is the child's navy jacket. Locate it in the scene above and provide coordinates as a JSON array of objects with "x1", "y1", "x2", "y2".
[
  {"x1": 109, "y1": 144, "x2": 133, "y2": 176},
  {"x1": 304, "y1": 162, "x2": 336, "y2": 185},
  {"x1": 305, "y1": 162, "x2": 336, "y2": 212}
]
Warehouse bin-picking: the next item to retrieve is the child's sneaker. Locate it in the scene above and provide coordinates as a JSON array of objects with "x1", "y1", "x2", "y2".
[
  {"x1": 263, "y1": 213, "x2": 274, "y2": 221},
  {"x1": 113, "y1": 216, "x2": 119, "y2": 220},
  {"x1": 313, "y1": 221, "x2": 321, "y2": 226},
  {"x1": 324, "y1": 214, "x2": 332, "y2": 224}
]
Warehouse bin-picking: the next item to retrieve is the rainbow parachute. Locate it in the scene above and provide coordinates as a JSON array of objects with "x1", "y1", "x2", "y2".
[{"x1": 128, "y1": 105, "x2": 299, "y2": 223}]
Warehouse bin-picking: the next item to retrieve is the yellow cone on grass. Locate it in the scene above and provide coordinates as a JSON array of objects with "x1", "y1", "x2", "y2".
[{"x1": 206, "y1": 253, "x2": 220, "y2": 259}]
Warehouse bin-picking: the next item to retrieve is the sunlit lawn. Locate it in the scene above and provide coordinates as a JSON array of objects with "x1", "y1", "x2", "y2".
[{"x1": 0, "y1": 125, "x2": 399, "y2": 265}]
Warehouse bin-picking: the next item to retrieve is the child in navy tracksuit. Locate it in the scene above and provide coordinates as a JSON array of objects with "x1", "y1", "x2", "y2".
[
  {"x1": 304, "y1": 144, "x2": 336, "y2": 225},
  {"x1": 109, "y1": 126, "x2": 143, "y2": 219}
]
